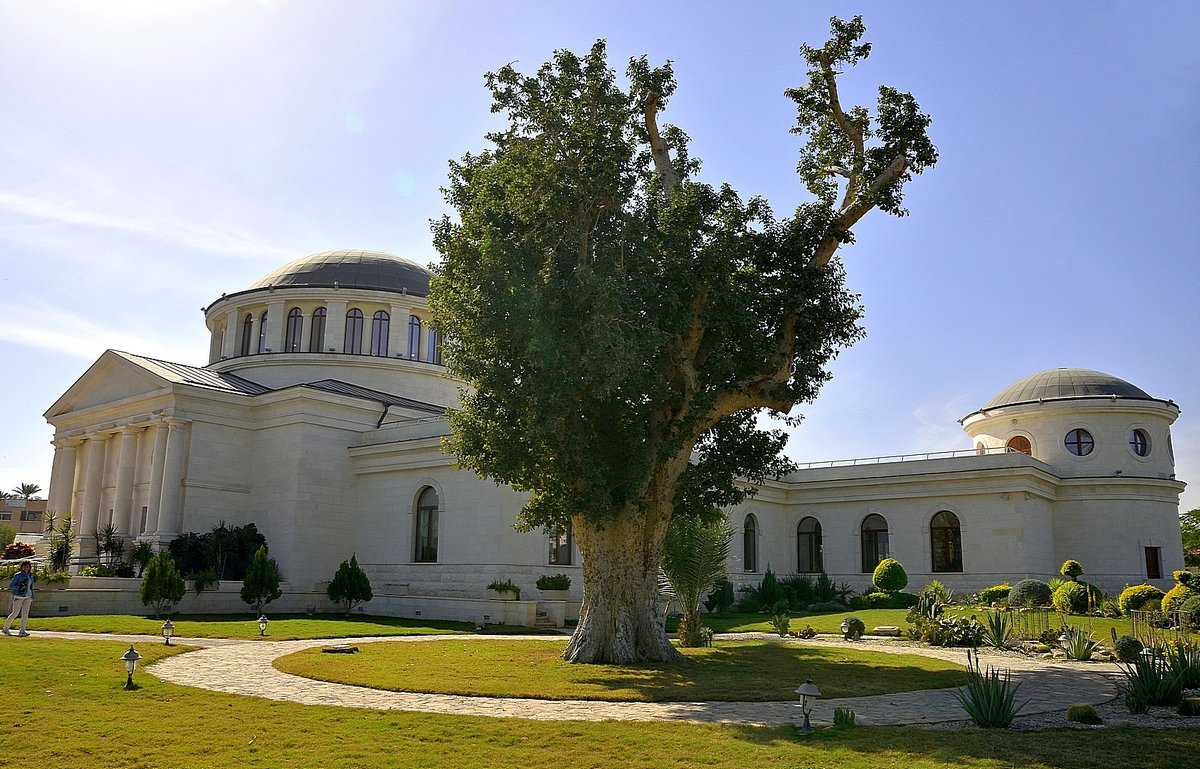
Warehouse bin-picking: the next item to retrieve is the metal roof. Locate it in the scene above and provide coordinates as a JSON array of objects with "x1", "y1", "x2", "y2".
[
  {"x1": 248, "y1": 249, "x2": 432, "y2": 296},
  {"x1": 299, "y1": 379, "x2": 446, "y2": 415},
  {"x1": 982, "y1": 368, "x2": 1155, "y2": 410},
  {"x1": 114, "y1": 352, "x2": 271, "y2": 395}
]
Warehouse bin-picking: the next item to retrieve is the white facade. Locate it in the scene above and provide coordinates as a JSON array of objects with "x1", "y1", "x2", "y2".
[{"x1": 43, "y1": 250, "x2": 1188, "y2": 608}]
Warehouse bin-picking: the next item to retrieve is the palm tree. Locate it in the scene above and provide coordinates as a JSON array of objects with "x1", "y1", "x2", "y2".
[
  {"x1": 12, "y1": 483, "x2": 42, "y2": 500},
  {"x1": 661, "y1": 513, "x2": 734, "y2": 647}
]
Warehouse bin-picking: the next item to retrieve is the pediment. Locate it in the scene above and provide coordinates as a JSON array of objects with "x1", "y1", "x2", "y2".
[{"x1": 44, "y1": 350, "x2": 173, "y2": 421}]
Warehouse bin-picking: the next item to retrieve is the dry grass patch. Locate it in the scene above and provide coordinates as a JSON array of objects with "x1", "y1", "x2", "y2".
[{"x1": 273, "y1": 638, "x2": 965, "y2": 700}]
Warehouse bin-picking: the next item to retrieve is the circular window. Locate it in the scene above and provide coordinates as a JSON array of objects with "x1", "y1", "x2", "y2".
[
  {"x1": 1006, "y1": 436, "x2": 1032, "y2": 456},
  {"x1": 1128, "y1": 429, "x2": 1150, "y2": 457},
  {"x1": 1064, "y1": 428, "x2": 1094, "y2": 456}
]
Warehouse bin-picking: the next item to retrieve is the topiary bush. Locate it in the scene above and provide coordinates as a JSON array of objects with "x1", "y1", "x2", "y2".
[
  {"x1": 1008, "y1": 578, "x2": 1052, "y2": 608},
  {"x1": 1051, "y1": 581, "x2": 1103, "y2": 614},
  {"x1": 1163, "y1": 571, "x2": 1200, "y2": 614},
  {"x1": 1111, "y1": 633, "x2": 1145, "y2": 663},
  {"x1": 1066, "y1": 703, "x2": 1101, "y2": 725},
  {"x1": 871, "y1": 558, "x2": 908, "y2": 593},
  {"x1": 978, "y1": 584, "x2": 1012, "y2": 605},
  {"x1": 1119, "y1": 583, "x2": 1166, "y2": 613},
  {"x1": 1059, "y1": 559, "x2": 1084, "y2": 580}
]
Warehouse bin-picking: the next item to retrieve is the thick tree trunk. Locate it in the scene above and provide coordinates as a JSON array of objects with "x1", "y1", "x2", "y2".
[{"x1": 563, "y1": 510, "x2": 683, "y2": 664}]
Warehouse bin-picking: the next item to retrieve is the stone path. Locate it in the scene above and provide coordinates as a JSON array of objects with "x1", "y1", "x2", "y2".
[{"x1": 30, "y1": 631, "x2": 1121, "y2": 727}]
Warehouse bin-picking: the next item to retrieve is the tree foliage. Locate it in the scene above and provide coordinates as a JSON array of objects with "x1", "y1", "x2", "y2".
[
  {"x1": 327, "y1": 553, "x2": 373, "y2": 615},
  {"x1": 240, "y1": 545, "x2": 282, "y2": 614},
  {"x1": 139, "y1": 550, "x2": 185, "y2": 618},
  {"x1": 1182, "y1": 508, "x2": 1200, "y2": 567},
  {"x1": 429, "y1": 17, "x2": 936, "y2": 663}
]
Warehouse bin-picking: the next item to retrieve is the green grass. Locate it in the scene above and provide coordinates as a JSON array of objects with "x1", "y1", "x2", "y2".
[
  {"x1": 26, "y1": 613, "x2": 557, "y2": 640},
  {"x1": 2, "y1": 639, "x2": 1199, "y2": 768},
  {"x1": 273, "y1": 638, "x2": 965, "y2": 700}
]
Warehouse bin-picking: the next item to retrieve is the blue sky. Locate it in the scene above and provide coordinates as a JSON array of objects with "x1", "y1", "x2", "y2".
[{"x1": 1, "y1": 1, "x2": 1197, "y2": 513}]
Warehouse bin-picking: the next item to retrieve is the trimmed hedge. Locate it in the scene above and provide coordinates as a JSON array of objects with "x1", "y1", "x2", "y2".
[
  {"x1": 862, "y1": 591, "x2": 920, "y2": 609},
  {"x1": 978, "y1": 584, "x2": 1012, "y2": 605},
  {"x1": 1008, "y1": 578, "x2": 1052, "y2": 608},
  {"x1": 871, "y1": 558, "x2": 908, "y2": 593},
  {"x1": 1118, "y1": 583, "x2": 1166, "y2": 613}
]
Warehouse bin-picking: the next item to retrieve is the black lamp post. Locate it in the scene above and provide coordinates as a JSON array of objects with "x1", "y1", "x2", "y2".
[
  {"x1": 258, "y1": 614, "x2": 269, "y2": 636},
  {"x1": 161, "y1": 619, "x2": 175, "y2": 646}
]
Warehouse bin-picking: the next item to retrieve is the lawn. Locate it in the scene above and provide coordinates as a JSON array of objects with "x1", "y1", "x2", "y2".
[
  {"x1": 686, "y1": 609, "x2": 913, "y2": 634},
  {"x1": 25, "y1": 613, "x2": 555, "y2": 640},
  {"x1": 1, "y1": 639, "x2": 1198, "y2": 769},
  {"x1": 273, "y1": 638, "x2": 966, "y2": 700}
]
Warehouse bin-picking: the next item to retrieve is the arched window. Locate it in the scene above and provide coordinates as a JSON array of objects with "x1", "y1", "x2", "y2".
[
  {"x1": 1129, "y1": 429, "x2": 1150, "y2": 457},
  {"x1": 930, "y1": 510, "x2": 963, "y2": 573},
  {"x1": 308, "y1": 308, "x2": 326, "y2": 352},
  {"x1": 797, "y1": 517, "x2": 822, "y2": 573},
  {"x1": 743, "y1": 514, "x2": 759, "y2": 572},
  {"x1": 239, "y1": 313, "x2": 253, "y2": 356},
  {"x1": 426, "y1": 327, "x2": 442, "y2": 365},
  {"x1": 257, "y1": 310, "x2": 268, "y2": 353},
  {"x1": 284, "y1": 308, "x2": 303, "y2": 352},
  {"x1": 1006, "y1": 436, "x2": 1032, "y2": 456},
  {"x1": 1064, "y1": 428, "x2": 1094, "y2": 456},
  {"x1": 414, "y1": 486, "x2": 439, "y2": 562},
  {"x1": 549, "y1": 523, "x2": 573, "y2": 565},
  {"x1": 861, "y1": 513, "x2": 889, "y2": 573},
  {"x1": 344, "y1": 309, "x2": 364, "y2": 354},
  {"x1": 408, "y1": 315, "x2": 422, "y2": 360},
  {"x1": 370, "y1": 311, "x2": 390, "y2": 356}
]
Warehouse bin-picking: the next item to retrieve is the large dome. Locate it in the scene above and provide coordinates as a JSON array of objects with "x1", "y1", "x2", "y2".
[
  {"x1": 249, "y1": 249, "x2": 431, "y2": 296},
  {"x1": 982, "y1": 368, "x2": 1154, "y2": 410}
]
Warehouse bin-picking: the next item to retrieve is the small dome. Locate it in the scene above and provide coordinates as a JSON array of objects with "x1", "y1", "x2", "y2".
[
  {"x1": 250, "y1": 249, "x2": 431, "y2": 296},
  {"x1": 982, "y1": 368, "x2": 1153, "y2": 410}
]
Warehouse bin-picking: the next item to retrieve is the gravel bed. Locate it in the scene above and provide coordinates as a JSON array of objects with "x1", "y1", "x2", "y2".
[{"x1": 921, "y1": 689, "x2": 1200, "y2": 731}]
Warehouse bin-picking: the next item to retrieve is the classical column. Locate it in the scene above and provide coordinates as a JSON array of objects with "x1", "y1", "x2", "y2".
[
  {"x1": 323, "y1": 299, "x2": 348, "y2": 352},
  {"x1": 79, "y1": 435, "x2": 109, "y2": 554},
  {"x1": 112, "y1": 426, "x2": 140, "y2": 536},
  {"x1": 388, "y1": 302, "x2": 406, "y2": 359},
  {"x1": 70, "y1": 439, "x2": 89, "y2": 519},
  {"x1": 249, "y1": 313, "x2": 263, "y2": 354},
  {"x1": 156, "y1": 419, "x2": 188, "y2": 539},
  {"x1": 144, "y1": 421, "x2": 170, "y2": 536},
  {"x1": 47, "y1": 439, "x2": 78, "y2": 518},
  {"x1": 222, "y1": 308, "x2": 239, "y2": 359}
]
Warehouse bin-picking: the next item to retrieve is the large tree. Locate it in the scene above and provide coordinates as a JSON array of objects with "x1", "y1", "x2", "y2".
[
  {"x1": 1182, "y1": 509, "x2": 1200, "y2": 567},
  {"x1": 430, "y1": 16, "x2": 936, "y2": 663}
]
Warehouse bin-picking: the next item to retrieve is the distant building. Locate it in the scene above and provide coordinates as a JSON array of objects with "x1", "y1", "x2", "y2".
[
  {"x1": 42, "y1": 250, "x2": 1187, "y2": 609},
  {"x1": 0, "y1": 498, "x2": 47, "y2": 536}
]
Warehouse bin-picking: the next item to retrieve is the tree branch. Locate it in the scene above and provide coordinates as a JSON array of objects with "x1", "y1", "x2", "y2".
[{"x1": 642, "y1": 91, "x2": 679, "y2": 197}]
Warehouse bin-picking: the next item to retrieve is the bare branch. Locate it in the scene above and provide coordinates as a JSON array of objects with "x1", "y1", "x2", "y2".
[{"x1": 642, "y1": 91, "x2": 679, "y2": 197}]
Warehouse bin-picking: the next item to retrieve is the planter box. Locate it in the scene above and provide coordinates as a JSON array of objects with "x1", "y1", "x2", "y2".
[
  {"x1": 487, "y1": 588, "x2": 519, "y2": 601},
  {"x1": 538, "y1": 589, "x2": 570, "y2": 601}
]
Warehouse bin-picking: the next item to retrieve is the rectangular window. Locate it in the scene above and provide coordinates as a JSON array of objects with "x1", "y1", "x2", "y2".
[
  {"x1": 1145, "y1": 546, "x2": 1162, "y2": 579},
  {"x1": 140, "y1": 506, "x2": 149, "y2": 534},
  {"x1": 549, "y1": 525, "x2": 573, "y2": 565},
  {"x1": 0, "y1": 511, "x2": 11, "y2": 520},
  {"x1": 19, "y1": 510, "x2": 41, "y2": 522}
]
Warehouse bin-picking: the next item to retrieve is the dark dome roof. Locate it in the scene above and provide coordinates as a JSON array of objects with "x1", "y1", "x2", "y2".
[
  {"x1": 250, "y1": 249, "x2": 431, "y2": 296},
  {"x1": 983, "y1": 368, "x2": 1153, "y2": 410}
]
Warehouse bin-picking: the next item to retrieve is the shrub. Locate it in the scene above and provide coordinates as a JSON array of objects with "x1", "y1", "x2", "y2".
[
  {"x1": 758, "y1": 568, "x2": 783, "y2": 608},
  {"x1": 327, "y1": 553, "x2": 373, "y2": 615},
  {"x1": 908, "y1": 615, "x2": 985, "y2": 647},
  {"x1": 78, "y1": 564, "x2": 114, "y2": 577},
  {"x1": 1060, "y1": 559, "x2": 1084, "y2": 580},
  {"x1": 0, "y1": 524, "x2": 16, "y2": 549},
  {"x1": 190, "y1": 570, "x2": 219, "y2": 596},
  {"x1": 1052, "y1": 581, "x2": 1090, "y2": 614},
  {"x1": 129, "y1": 540, "x2": 155, "y2": 577},
  {"x1": 841, "y1": 616, "x2": 865, "y2": 640},
  {"x1": 1180, "y1": 595, "x2": 1200, "y2": 631},
  {"x1": 953, "y1": 649, "x2": 1029, "y2": 728},
  {"x1": 978, "y1": 584, "x2": 1012, "y2": 606},
  {"x1": 1166, "y1": 640, "x2": 1200, "y2": 689},
  {"x1": 1179, "y1": 697, "x2": 1200, "y2": 717},
  {"x1": 871, "y1": 558, "x2": 908, "y2": 593},
  {"x1": 1119, "y1": 653, "x2": 1184, "y2": 713},
  {"x1": 1061, "y1": 628, "x2": 1099, "y2": 661},
  {"x1": 535, "y1": 573, "x2": 570, "y2": 591},
  {"x1": 779, "y1": 574, "x2": 815, "y2": 610},
  {"x1": 1066, "y1": 703, "x2": 1101, "y2": 725},
  {"x1": 805, "y1": 601, "x2": 847, "y2": 613},
  {"x1": 1008, "y1": 578, "x2": 1052, "y2": 608},
  {"x1": 790, "y1": 624, "x2": 818, "y2": 639},
  {"x1": 1111, "y1": 633, "x2": 1145, "y2": 663},
  {"x1": 1163, "y1": 572, "x2": 1200, "y2": 614},
  {"x1": 240, "y1": 546, "x2": 282, "y2": 613},
  {"x1": 863, "y1": 591, "x2": 919, "y2": 609},
  {"x1": 982, "y1": 610, "x2": 1016, "y2": 649},
  {"x1": 1118, "y1": 583, "x2": 1165, "y2": 613},
  {"x1": 139, "y1": 551, "x2": 185, "y2": 618},
  {"x1": 769, "y1": 601, "x2": 790, "y2": 637},
  {"x1": 832, "y1": 708, "x2": 856, "y2": 729},
  {"x1": 703, "y1": 576, "x2": 734, "y2": 614},
  {"x1": 2, "y1": 541, "x2": 35, "y2": 559},
  {"x1": 487, "y1": 579, "x2": 520, "y2": 599}
]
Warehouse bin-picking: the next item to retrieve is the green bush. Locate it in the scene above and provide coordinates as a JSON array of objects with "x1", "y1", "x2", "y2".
[
  {"x1": 1179, "y1": 697, "x2": 1200, "y2": 717},
  {"x1": 832, "y1": 708, "x2": 856, "y2": 729},
  {"x1": 1051, "y1": 581, "x2": 1101, "y2": 614},
  {"x1": 1118, "y1": 583, "x2": 1166, "y2": 613},
  {"x1": 805, "y1": 600, "x2": 848, "y2": 613},
  {"x1": 1111, "y1": 633, "x2": 1145, "y2": 663},
  {"x1": 841, "y1": 616, "x2": 865, "y2": 640},
  {"x1": 978, "y1": 584, "x2": 1012, "y2": 605},
  {"x1": 1059, "y1": 559, "x2": 1084, "y2": 580},
  {"x1": 863, "y1": 591, "x2": 919, "y2": 609},
  {"x1": 487, "y1": 579, "x2": 520, "y2": 599},
  {"x1": 1061, "y1": 628, "x2": 1099, "y2": 661},
  {"x1": 240, "y1": 546, "x2": 282, "y2": 613},
  {"x1": 769, "y1": 601, "x2": 790, "y2": 637},
  {"x1": 1119, "y1": 653, "x2": 1184, "y2": 713},
  {"x1": 1066, "y1": 703, "x2": 1101, "y2": 725},
  {"x1": 1163, "y1": 571, "x2": 1199, "y2": 614},
  {"x1": 535, "y1": 573, "x2": 571, "y2": 590},
  {"x1": 703, "y1": 576, "x2": 734, "y2": 614},
  {"x1": 871, "y1": 558, "x2": 908, "y2": 593},
  {"x1": 0, "y1": 524, "x2": 16, "y2": 549},
  {"x1": 139, "y1": 551, "x2": 185, "y2": 618},
  {"x1": 758, "y1": 568, "x2": 783, "y2": 607},
  {"x1": 1180, "y1": 595, "x2": 1200, "y2": 631},
  {"x1": 1008, "y1": 578, "x2": 1052, "y2": 608},
  {"x1": 327, "y1": 553, "x2": 373, "y2": 615},
  {"x1": 1166, "y1": 641, "x2": 1200, "y2": 689},
  {"x1": 907, "y1": 615, "x2": 985, "y2": 647}
]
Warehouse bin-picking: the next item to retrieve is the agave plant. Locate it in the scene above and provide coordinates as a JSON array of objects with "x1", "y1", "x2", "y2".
[
  {"x1": 1119, "y1": 649, "x2": 1185, "y2": 713},
  {"x1": 953, "y1": 648, "x2": 1030, "y2": 728},
  {"x1": 982, "y1": 610, "x2": 1016, "y2": 649},
  {"x1": 1165, "y1": 641, "x2": 1200, "y2": 689},
  {"x1": 1060, "y1": 627, "x2": 1099, "y2": 661}
]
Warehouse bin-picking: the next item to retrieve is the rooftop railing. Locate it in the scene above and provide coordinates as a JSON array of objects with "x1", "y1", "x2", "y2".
[{"x1": 793, "y1": 445, "x2": 1023, "y2": 470}]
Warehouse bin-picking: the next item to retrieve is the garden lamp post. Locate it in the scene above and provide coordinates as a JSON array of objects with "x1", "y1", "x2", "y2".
[
  {"x1": 121, "y1": 645, "x2": 142, "y2": 690},
  {"x1": 161, "y1": 619, "x2": 175, "y2": 646},
  {"x1": 795, "y1": 678, "x2": 821, "y2": 735},
  {"x1": 1058, "y1": 631, "x2": 1070, "y2": 649},
  {"x1": 258, "y1": 614, "x2": 269, "y2": 636}
]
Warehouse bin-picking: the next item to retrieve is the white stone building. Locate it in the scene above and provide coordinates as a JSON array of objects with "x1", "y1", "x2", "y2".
[{"x1": 42, "y1": 250, "x2": 1186, "y2": 610}]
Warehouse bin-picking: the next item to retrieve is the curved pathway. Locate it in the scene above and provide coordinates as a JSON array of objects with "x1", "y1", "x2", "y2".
[{"x1": 29, "y1": 631, "x2": 1120, "y2": 726}]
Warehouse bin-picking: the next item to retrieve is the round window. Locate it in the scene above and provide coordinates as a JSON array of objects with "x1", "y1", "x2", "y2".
[
  {"x1": 1128, "y1": 429, "x2": 1150, "y2": 457},
  {"x1": 1064, "y1": 428, "x2": 1094, "y2": 456}
]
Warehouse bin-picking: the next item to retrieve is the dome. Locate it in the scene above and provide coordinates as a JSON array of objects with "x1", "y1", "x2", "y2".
[
  {"x1": 249, "y1": 249, "x2": 431, "y2": 296},
  {"x1": 982, "y1": 368, "x2": 1154, "y2": 410}
]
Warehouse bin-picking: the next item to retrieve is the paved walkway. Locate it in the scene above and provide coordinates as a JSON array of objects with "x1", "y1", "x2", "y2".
[{"x1": 32, "y1": 631, "x2": 1121, "y2": 727}]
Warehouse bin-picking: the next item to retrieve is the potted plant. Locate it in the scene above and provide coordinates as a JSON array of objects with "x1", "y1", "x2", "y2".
[
  {"x1": 536, "y1": 573, "x2": 571, "y2": 600},
  {"x1": 487, "y1": 579, "x2": 520, "y2": 601}
]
